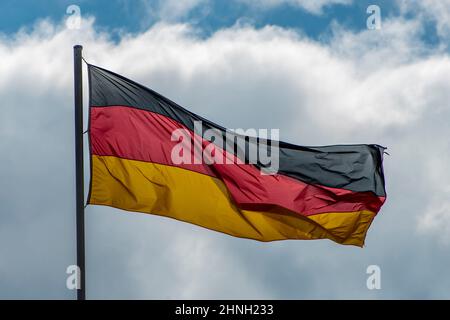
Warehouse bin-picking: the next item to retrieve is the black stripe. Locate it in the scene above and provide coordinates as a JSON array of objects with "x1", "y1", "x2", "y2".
[{"x1": 88, "y1": 64, "x2": 386, "y2": 197}]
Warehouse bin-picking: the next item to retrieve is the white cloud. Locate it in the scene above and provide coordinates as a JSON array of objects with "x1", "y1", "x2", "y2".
[
  {"x1": 238, "y1": 0, "x2": 352, "y2": 14},
  {"x1": 142, "y1": 0, "x2": 352, "y2": 19},
  {"x1": 156, "y1": 0, "x2": 208, "y2": 21},
  {"x1": 140, "y1": 0, "x2": 210, "y2": 21},
  {"x1": 419, "y1": 195, "x2": 450, "y2": 243},
  {"x1": 397, "y1": 0, "x2": 450, "y2": 41},
  {"x1": 417, "y1": 146, "x2": 450, "y2": 243},
  {"x1": 2, "y1": 14, "x2": 450, "y2": 298}
]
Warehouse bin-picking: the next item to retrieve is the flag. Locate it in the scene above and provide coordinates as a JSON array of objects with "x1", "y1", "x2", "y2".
[{"x1": 87, "y1": 64, "x2": 386, "y2": 246}]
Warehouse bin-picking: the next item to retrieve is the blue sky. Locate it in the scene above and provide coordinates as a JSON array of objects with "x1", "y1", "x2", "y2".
[
  {"x1": 2, "y1": 0, "x2": 450, "y2": 299},
  {"x1": 0, "y1": 1, "x2": 403, "y2": 37},
  {"x1": 0, "y1": 1, "x2": 441, "y2": 47}
]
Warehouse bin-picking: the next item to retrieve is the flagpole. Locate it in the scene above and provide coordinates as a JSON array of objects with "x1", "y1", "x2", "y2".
[{"x1": 74, "y1": 44, "x2": 86, "y2": 300}]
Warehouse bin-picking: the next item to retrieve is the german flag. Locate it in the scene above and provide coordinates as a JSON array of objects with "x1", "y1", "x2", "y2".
[{"x1": 87, "y1": 64, "x2": 386, "y2": 247}]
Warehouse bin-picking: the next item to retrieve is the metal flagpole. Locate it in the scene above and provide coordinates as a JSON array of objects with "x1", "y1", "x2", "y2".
[{"x1": 73, "y1": 45, "x2": 86, "y2": 300}]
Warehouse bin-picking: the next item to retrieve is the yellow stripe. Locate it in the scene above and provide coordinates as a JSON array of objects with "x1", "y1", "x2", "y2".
[{"x1": 89, "y1": 155, "x2": 375, "y2": 246}]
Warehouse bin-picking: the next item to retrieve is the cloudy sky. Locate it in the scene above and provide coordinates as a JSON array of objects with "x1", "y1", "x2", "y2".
[{"x1": 1, "y1": 0, "x2": 450, "y2": 299}]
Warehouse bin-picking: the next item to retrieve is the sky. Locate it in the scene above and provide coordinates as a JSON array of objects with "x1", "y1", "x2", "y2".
[{"x1": 1, "y1": 0, "x2": 450, "y2": 299}]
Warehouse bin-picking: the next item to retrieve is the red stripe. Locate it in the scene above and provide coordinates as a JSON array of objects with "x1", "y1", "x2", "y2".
[
  {"x1": 90, "y1": 106, "x2": 385, "y2": 216},
  {"x1": 90, "y1": 105, "x2": 216, "y2": 177}
]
